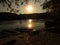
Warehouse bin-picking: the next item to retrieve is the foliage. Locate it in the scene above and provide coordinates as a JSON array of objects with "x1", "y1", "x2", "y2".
[
  {"x1": 42, "y1": 0, "x2": 60, "y2": 13},
  {"x1": 0, "y1": 0, "x2": 41, "y2": 13}
]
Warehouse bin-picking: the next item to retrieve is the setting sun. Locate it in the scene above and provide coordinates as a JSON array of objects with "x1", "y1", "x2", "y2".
[{"x1": 26, "y1": 5, "x2": 33, "y2": 12}]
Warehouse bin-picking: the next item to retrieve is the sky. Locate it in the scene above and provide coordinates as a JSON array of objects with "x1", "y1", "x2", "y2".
[{"x1": 0, "y1": 0, "x2": 50, "y2": 14}]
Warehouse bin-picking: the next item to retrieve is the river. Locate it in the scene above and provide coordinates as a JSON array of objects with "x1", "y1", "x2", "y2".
[{"x1": 0, "y1": 19, "x2": 45, "y2": 31}]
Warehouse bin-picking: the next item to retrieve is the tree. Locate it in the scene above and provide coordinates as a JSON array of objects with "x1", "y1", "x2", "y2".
[
  {"x1": 42, "y1": 0, "x2": 60, "y2": 14},
  {"x1": 0, "y1": 0, "x2": 41, "y2": 14}
]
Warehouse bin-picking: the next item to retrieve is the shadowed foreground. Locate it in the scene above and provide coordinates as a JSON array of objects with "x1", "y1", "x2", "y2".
[{"x1": 0, "y1": 30, "x2": 60, "y2": 45}]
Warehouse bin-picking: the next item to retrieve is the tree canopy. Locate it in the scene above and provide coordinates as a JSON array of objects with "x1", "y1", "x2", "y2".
[
  {"x1": 42, "y1": 0, "x2": 60, "y2": 13},
  {"x1": 0, "y1": 0, "x2": 41, "y2": 13}
]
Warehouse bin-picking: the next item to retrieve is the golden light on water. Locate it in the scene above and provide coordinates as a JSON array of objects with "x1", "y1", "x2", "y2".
[
  {"x1": 33, "y1": 29, "x2": 36, "y2": 31},
  {"x1": 28, "y1": 24, "x2": 32, "y2": 28},
  {"x1": 27, "y1": 19, "x2": 33, "y2": 28},
  {"x1": 29, "y1": 19, "x2": 32, "y2": 23}
]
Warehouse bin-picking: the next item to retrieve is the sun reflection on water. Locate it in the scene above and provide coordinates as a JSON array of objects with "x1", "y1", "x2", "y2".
[
  {"x1": 29, "y1": 19, "x2": 32, "y2": 23},
  {"x1": 27, "y1": 19, "x2": 33, "y2": 28},
  {"x1": 28, "y1": 24, "x2": 32, "y2": 28}
]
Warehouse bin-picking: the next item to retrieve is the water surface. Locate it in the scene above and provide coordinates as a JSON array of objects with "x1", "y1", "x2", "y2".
[{"x1": 0, "y1": 19, "x2": 45, "y2": 31}]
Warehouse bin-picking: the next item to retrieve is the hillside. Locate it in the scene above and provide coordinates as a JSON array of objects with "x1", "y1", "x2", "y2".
[{"x1": 0, "y1": 12, "x2": 54, "y2": 20}]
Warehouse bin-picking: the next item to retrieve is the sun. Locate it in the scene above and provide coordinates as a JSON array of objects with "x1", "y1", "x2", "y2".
[{"x1": 26, "y1": 5, "x2": 33, "y2": 12}]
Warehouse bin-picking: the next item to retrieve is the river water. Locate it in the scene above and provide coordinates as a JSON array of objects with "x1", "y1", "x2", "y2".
[
  {"x1": 0, "y1": 19, "x2": 45, "y2": 31},
  {"x1": 0, "y1": 19, "x2": 60, "y2": 45}
]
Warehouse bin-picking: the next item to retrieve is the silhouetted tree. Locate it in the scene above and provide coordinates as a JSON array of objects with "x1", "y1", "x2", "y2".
[
  {"x1": 0, "y1": 0, "x2": 41, "y2": 14},
  {"x1": 42, "y1": 0, "x2": 60, "y2": 14}
]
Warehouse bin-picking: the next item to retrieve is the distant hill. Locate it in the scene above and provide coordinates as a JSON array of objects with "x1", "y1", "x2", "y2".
[
  {"x1": 19, "y1": 13, "x2": 54, "y2": 19},
  {"x1": 0, "y1": 12, "x2": 54, "y2": 20},
  {"x1": 0, "y1": 12, "x2": 19, "y2": 20}
]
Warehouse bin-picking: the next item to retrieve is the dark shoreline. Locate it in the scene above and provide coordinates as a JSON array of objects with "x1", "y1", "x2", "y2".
[{"x1": 0, "y1": 12, "x2": 54, "y2": 21}]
